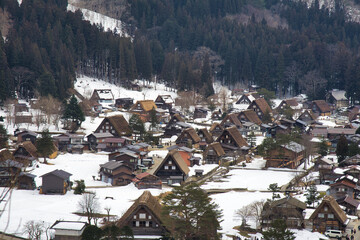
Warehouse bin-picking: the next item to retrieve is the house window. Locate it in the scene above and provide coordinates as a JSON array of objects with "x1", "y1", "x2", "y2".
[
  {"x1": 172, "y1": 166, "x2": 176, "y2": 170},
  {"x1": 328, "y1": 214, "x2": 334, "y2": 219},
  {"x1": 139, "y1": 213, "x2": 146, "y2": 219},
  {"x1": 146, "y1": 221, "x2": 149, "y2": 227},
  {"x1": 136, "y1": 221, "x2": 140, "y2": 227},
  {"x1": 165, "y1": 166, "x2": 169, "y2": 170},
  {"x1": 318, "y1": 213, "x2": 324, "y2": 218},
  {"x1": 133, "y1": 215, "x2": 136, "y2": 219},
  {"x1": 168, "y1": 160, "x2": 172, "y2": 164},
  {"x1": 324, "y1": 206, "x2": 328, "y2": 211},
  {"x1": 148, "y1": 215, "x2": 152, "y2": 219}
]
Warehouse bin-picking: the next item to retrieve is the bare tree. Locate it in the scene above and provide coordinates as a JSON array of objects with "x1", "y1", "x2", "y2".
[
  {"x1": 299, "y1": 70, "x2": 327, "y2": 99},
  {"x1": 218, "y1": 87, "x2": 229, "y2": 112},
  {"x1": 23, "y1": 220, "x2": 46, "y2": 240},
  {"x1": 236, "y1": 205, "x2": 253, "y2": 227},
  {"x1": 78, "y1": 192, "x2": 101, "y2": 225},
  {"x1": 250, "y1": 200, "x2": 266, "y2": 229},
  {"x1": 4, "y1": 99, "x2": 16, "y2": 127},
  {"x1": 104, "y1": 206, "x2": 111, "y2": 222}
]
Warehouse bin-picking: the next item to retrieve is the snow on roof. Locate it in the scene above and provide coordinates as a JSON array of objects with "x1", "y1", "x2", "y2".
[
  {"x1": 282, "y1": 141, "x2": 305, "y2": 153},
  {"x1": 94, "y1": 89, "x2": 113, "y2": 100},
  {"x1": 51, "y1": 221, "x2": 87, "y2": 231},
  {"x1": 331, "y1": 90, "x2": 347, "y2": 101}
]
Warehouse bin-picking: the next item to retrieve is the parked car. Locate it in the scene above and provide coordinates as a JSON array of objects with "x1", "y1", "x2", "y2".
[{"x1": 324, "y1": 230, "x2": 342, "y2": 238}]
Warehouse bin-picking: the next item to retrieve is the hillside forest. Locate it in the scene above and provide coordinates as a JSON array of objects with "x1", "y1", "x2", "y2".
[{"x1": 1, "y1": 0, "x2": 360, "y2": 102}]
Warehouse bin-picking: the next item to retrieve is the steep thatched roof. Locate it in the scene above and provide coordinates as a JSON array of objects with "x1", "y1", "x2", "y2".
[
  {"x1": 153, "y1": 150, "x2": 190, "y2": 175},
  {"x1": 207, "y1": 142, "x2": 225, "y2": 157},
  {"x1": 238, "y1": 110, "x2": 262, "y2": 125},
  {"x1": 251, "y1": 98, "x2": 272, "y2": 114},
  {"x1": 116, "y1": 191, "x2": 163, "y2": 228},
  {"x1": 131, "y1": 100, "x2": 157, "y2": 112},
  {"x1": 271, "y1": 197, "x2": 306, "y2": 210},
  {"x1": 313, "y1": 100, "x2": 331, "y2": 113},
  {"x1": 19, "y1": 141, "x2": 38, "y2": 158},
  {"x1": 95, "y1": 115, "x2": 131, "y2": 136},
  {"x1": 220, "y1": 113, "x2": 242, "y2": 128},
  {"x1": 222, "y1": 126, "x2": 248, "y2": 147},
  {"x1": 198, "y1": 128, "x2": 213, "y2": 143},
  {"x1": 309, "y1": 195, "x2": 347, "y2": 224}
]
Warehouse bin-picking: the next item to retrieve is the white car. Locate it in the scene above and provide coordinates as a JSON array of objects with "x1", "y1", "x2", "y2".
[{"x1": 324, "y1": 229, "x2": 342, "y2": 238}]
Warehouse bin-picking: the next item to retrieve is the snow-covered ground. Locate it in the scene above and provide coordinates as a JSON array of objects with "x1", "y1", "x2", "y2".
[
  {"x1": 67, "y1": 4, "x2": 128, "y2": 37},
  {"x1": 202, "y1": 168, "x2": 298, "y2": 191}
]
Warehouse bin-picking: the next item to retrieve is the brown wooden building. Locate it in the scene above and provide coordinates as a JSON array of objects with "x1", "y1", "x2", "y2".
[
  {"x1": 133, "y1": 172, "x2": 162, "y2": 189},
  {"x1": 99, "y1": 161, "x2": 134, "y2": 186},
  {"x1": 247, "y1": 98, "x2": 273, "y2": 121},
  {"x1": 310, "y1": 100, "x2": 332, "y2": 116},
  {"x1": 94, "y1": 115, "x2": 131, "y2": 137},
  {"x1": 209, "y1": 123, "x2": 224, "y2": 138},
  {"x1": 175, "y1": 128, "x2": 201, "y2": 148},
  {"x1": 203, "y1": 142, "x2": 225, "y2": 165},
  {"x1": 116, "y1": 191, "x2": 169, "y2": 239},
  {"x1": 152, "y1": 150, "x2": 190, "y2": 185},
  {"x1": 309, "y1": 195, "x2": 348, "y2": 233},
  {"x1": 220, "y1": 113, "x2": 242, "y2": 129},
  {"x1": 237, "y1": 110, "x2": 262, "y2": 125},
  {"x1": 216, "y1": 126, "x2": 248, "y2": 152},
  {"x1": 265, "y1": 141, "x2": 305, "y2": 169},
  {"x1": 130, "y1": 100, "x2": 158, "y2": 122},
  {"x1": 40, "y1": 169, "x2": 72, "y2": 194},
  {"x1": 261, "y1": 197, "x2": 306, "y2": 229}
]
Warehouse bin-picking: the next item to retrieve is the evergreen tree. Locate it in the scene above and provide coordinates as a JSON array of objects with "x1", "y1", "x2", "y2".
[
  {"x1": 129, "y1": 114, "x2": 146, "y2": 140},
  {"x1": 262, "y1": 219, "x2": 295, "y2": 240},
  {"x1": 81, "y1": 225, "x2": 102, "y2": 240},
  {"x1": 0, "y1": 124, "x2": 8, "y2": 148},
  {"x1": 36, "y1": 129, "x2": 55, "y2": 163},
  {"x1": 305, "y1": 184, "x2": 321, "y2": 207},
  {"x1": 336, "y1": 135, "x2": 348, "y2": 163},
  {"x1": 162, "y1": 183, "x2": 222, "y2": 240},
  {"x1": 317, "y1": 139, "x2": 329, "y2": 157},
  {"x1": 62, "y1": 95, "x2": 85, "y2": 128},
  {"x1": 149, "y1": 107, "x2": 158, "y2": 130},
  {"x1": 247, "y1": 131, "x2": 256, "y2": 147},
  {"x1": 74, "y1": 180, "x2": 86, "y2": 195},
  {"x1": 348, "y1": 141, "x2": 360, "y2": 157},
  {"x1": 268, "y1": 183, "x2": 281, "y2": 200}
]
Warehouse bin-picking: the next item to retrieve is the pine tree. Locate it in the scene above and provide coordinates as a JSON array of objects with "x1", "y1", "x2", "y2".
[
  {"x1": 317, "y1": 139, "x2": 329, "y2": 157},
  {"x1": 62, "y1": 95, "x2": 85, "y2": 128},
  {"x1": 336, "y1": 135, "x2": 348, "y2": 163},
  {"x1": 305, "y1": 184, "x2": 321, "y2": 207},
  {"x1": 162, "y1": 183, "x2": 222, "y2": 240},
  {"x1": 262, "y1": 219, "x2": 295, "y2": 240},
  {"x1": 149, "y1": 107, "x2": 158, "y2": 130},
  {"x1": 129, "y1": 114, "x2": 146, "y2": 140},
  {"x1": 268, "y1": 183, "x2": 281, "y2": 200},
  {"x1": 36, "y1": 129, "x2": 55, "y2": 163}
]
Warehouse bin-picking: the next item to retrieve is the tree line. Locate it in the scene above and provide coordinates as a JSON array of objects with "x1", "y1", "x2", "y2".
[{"x1": 3, "y1": 0, "x2": 360, "y2": 101}]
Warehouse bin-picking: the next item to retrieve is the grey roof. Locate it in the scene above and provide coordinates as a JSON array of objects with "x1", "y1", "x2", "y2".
[
  {"x1": 0, "y1": 159, "x2": 24, "y2": 168},
  {"x1": 136, "y1": 142, "x2": 150, "y2": 148},
  {"x1": 328, "y1": 128, "x2": 356, "y2": 135},
  {"x1": 88, "y1": 132, "x2": 114, "y2": 138},
  {"x1": 178, "y1": 146, "x2": 194, "y2": 152},
  {"x1": 278, "y1": 124, "x2": 288, "y2": 130},
  {"x1": 167, "y1": 145, "x2": 179, "y2": 151},
  {"x1": 295, "y1": 119, "x2": 307, "y2": 126},
  {"x1": 100, "y1": 160, "x2": 125, "y2": 170},
  {"x1": 331, "y1": 90, "x2": 347, "y2": 101},
  {"x1": 282, "y1": 141, "x2": 305, "y2": 153},
  {"x1": 41, "y1": 169, "x2": 72, "y2": 179}
]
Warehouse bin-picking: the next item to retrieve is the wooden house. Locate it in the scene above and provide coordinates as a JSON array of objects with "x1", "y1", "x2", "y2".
[
  {"x1": 109, "y1": 151, "x2": 139, "y2": 171},
  {"x1": 116, "y1": 191, "x2": 169, "y2": 238},
  {"x1": 94, "y1": 115, "x2": 131, "y2": 137},
  {"x1": 211, "y1": 110, "x2": 222, "y2": 120},
  {"x1": 277, "y1": 99, "x2": 301, "y2": 111},
  {"x1": 99, "y1": 137, "x2": 126, "y2": 152},
  {"x1": 209, "y1": 123, "x2": 224, "y2": 138},
  {"x1": 99, "y1": 161, "x2": 134, "y2": 186},
  {"x1": 344, "y1": 165, "x2": 360, "y2": 179},
  {"x1": 13, "y1": 141, "x2": 38, "y2": 165},
  {"x1": 216, "y1": 126, "x2": 248, "y2": 153},
  {"x1": 152, "y1": 150, "x2": 190, "y2": 185},
  {"x1": 237, "y1": 110, "x2": 262, "y2": 125},
  {"x1": 203, "y1": 142, "x2": 225, "y2": 164},
  {"x1": 155, "y1": 95, "x2": 174, "y2": 110},
  {"x1": 130, "y1": 100, "x2": 158, "y2": 122},
  {"x1": 14, "y1": 112, "x2": 32, "y2": 124},
  {"x1": 297, "y1": 109, "x2": 317, "y2": 123},
  {"x1": 87, "y1": 132, "x2": 114, "y2": 150},
  {"x1": 247, "y1": 98, "x2": 272, "y2": 121},
  {"x1": 193, "y1": 107, "x2": 208, "y2": 119},
  {"x1": 315, "y1": 158, "x2": 335, "y2": 184},
  {"x1": 336, "y1": 195, "x2": 359, "y2": 215},
  {"x1": 310, "y1": 100, "x2": 332, "y2": 116},
  {"x1": 115, "y1": 98, "x2": 134, "y2": 109},
  {"x1": 175, "y1": 128, "x2": 201, "y2": 148},
  {"x1": 40, "y1": 169, "x2": 72, "y2": 194},
  {"x1": 0, "y1": 159, "x2": 23, "y2": 187},
  {"x1": 53, "y1": 133, "x2": 85, "y2": 152},
  {"x1": 90, "y1": 89, "x2": 114, "y2": 105},
  {"x1": 236, "y1": 92, "x2": 260, "y2": 104},
  {"x1": 15, "y1": 103, "x2": 29, "y2": 112},
  {"x1": 197, "y1": 128, "x2": 213, "y2": 150},
  {"x1": 270, "y1": 124, "x2": 291, "y2": 138},
  {"x1": 133, "y1": 172, "x2": 162, "y2": 189},
  {"x1": 326, "y1": 90, "x2": 348, "y2": 108},
  {"x1": 265, "y1": 141, "x2": 305, "y2": 169},
  {"x1": 328, "y1": 175, "x2": 360, "y2": 200},
  {"x1": 14, "y1": 129, "x2": 37, "y2": 144},
  {"x1": 163, "y1": 113, "x2": 189, "y2": 137},
  {"x1": 261, "y1": 197, "x2": 306, "y2": 229},
  {"x1": 220, "y1": 113, "x2": 242, "y2": 129},
  {"x1": 309, "y1": 195, "x2": 348, "y2": 233},
  {"x1": 17, "y1": 172, "x2": 36, "y2": 190},
  {"x1": 50, "y1": 221, "x2": 87, "y2": 240}
]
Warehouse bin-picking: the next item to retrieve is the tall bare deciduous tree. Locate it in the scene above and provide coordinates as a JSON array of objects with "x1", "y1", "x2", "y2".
[{"x1": 78, "y1": 192, "x2": 101, "y2": 225}]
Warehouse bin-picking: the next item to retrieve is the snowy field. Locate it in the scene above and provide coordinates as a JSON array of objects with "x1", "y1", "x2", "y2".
[{"x1": 202, "y1": 168, "x2": 298, "y2": 191}]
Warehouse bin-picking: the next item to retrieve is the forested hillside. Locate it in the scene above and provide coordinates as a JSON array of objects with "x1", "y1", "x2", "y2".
[{"x1": 2, "y1": 0, "x2": 360, "y2": 102}]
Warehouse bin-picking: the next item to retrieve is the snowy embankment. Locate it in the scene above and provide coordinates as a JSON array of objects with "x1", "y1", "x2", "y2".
[{"x1": 67, "y1": 4, "x2": 128, "y2": 37}]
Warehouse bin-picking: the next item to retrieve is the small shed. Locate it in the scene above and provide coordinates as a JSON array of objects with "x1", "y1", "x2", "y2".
[{"x1": 40, "y1": 169, "x2": 72, "y2": 194}]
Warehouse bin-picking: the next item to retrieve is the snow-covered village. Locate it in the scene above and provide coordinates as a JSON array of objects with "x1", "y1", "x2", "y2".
[
  {"x1": 4, "y1": 0, "x2": 360, "y2": 240},
  {"x1": 0, "y1": 74, "x2": 359, "y2": 240}
]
